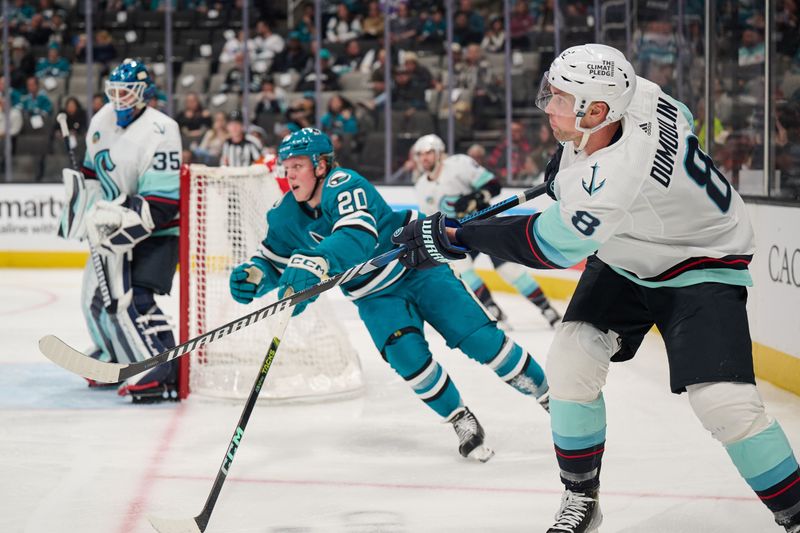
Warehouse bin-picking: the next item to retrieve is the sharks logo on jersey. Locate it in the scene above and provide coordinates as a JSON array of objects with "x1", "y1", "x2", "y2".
[{"x1": 328, "y1": 171, "x2": 351, "y2": 188}]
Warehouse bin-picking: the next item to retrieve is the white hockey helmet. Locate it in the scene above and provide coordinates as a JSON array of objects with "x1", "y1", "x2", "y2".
[
  {"x1": 411, "y1": 134, "x2": 446, "y2": 173},
  {"x1": 536, "y1": 44, "x2": 636, "y2": 149}
]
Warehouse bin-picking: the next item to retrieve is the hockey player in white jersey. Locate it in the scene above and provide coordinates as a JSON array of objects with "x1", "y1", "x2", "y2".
[
  {"x1": 411, "y1": 133, "x2": 561, "y2": 328},
  {"x1": 57, "y1": 59, "x2": 182, "y2": 403},
  {"x1": 393, "y1": 44, "x2": 800, "y2": 532}
]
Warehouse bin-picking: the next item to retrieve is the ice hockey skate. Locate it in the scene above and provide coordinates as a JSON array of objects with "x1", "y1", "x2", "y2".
[
  {"x1": 541, "y1": 305, "x2": 562, "y2": 328},
  {"x1": 547, "y1": 489, "x2": 602, "y2": 533},
  {"x1": 446, "y1": 406, "x2": 494, "y2": 462}
]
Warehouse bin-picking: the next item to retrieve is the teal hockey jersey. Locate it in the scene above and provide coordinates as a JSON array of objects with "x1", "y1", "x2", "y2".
[{"x1": 255, "y1": 167, "x2": 416, "y2": 299}]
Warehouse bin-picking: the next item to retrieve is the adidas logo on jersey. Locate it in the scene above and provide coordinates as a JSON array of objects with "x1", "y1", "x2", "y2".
[{"x1": 639, "y1": 122, "x2": 652, "y2": 136}]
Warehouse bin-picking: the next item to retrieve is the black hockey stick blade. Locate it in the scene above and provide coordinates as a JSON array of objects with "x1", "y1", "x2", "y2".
[{"x1": 38, "y1": 183, "x2": 547, "y2": 383}]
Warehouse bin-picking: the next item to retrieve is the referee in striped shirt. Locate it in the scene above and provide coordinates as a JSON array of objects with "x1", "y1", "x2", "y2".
[{"x1": 220, "y1": 111, "x2": 264, "y2": 166}]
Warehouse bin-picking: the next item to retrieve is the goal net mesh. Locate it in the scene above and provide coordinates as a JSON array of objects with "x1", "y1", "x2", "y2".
[{"x1": 180, "y1": 164, "x2": 363, "y2": 401}]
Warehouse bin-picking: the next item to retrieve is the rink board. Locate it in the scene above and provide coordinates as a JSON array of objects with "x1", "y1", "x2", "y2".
[{"x1": 1, "y1": 182, "x2": 798, "y2": 395}]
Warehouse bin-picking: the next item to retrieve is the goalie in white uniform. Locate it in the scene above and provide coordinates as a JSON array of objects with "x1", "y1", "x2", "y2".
[
  {"x1": 394, "y1": 45, "x2": 800, "y2": 533},
  {"x1": 57, "y1": 59, "x2": 182, "y2": 403},
  {"x1": 412, "y1": 133, "x2": 560, "y2": 328}
]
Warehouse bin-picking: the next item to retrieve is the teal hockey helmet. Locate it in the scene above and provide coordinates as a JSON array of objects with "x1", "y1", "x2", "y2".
[
  {"x1": 278, "y1": 127, "x2": 335, "y2": 168},
  {"x1": 105, "y1": 59, "x2": 156, "y2": 127}
]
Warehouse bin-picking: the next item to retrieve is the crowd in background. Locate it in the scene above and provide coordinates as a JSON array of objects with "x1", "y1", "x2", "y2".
[{"x1": 1, "y1": 0, "x2": 799, "y2": 199}]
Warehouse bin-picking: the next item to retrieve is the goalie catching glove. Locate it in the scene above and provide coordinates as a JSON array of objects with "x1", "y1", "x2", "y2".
[
  {"x1": 86, "y1": 195, "x2": 155, "y2": 256},
  {"x1": 277, "y1": 252, "x2": 329, "y2": 316},
  {"x1": 391, "y1": 212, "x2": 468, "y2": 270}
]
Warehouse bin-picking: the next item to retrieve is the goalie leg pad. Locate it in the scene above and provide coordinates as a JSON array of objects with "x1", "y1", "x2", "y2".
[
  {"x1": 80, "y1": 260, "x2": 117, "y2": 364},
  {"x1": 382, "y1": 327, "x2": 462, "y2": 419},
  {"x1": 546, "y1": 321, "x2": 616, "y2": 402}
]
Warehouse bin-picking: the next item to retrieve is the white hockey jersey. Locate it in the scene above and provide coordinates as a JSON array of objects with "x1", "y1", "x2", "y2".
[
  {"x1": 543, "y1": 76, "x2": 755, "y2": 287},
  {"x1": 82, "y1": 104, "x2": 182, "y2": 236},
  {"x1": 414, "y1": 154, "x2": 496, "y2": 216}
]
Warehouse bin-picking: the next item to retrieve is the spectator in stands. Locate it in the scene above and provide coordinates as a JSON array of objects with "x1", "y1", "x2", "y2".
[
  {"x1": 92, "y1": 30, "x2": 118, "y2": 67},
  {"x1": 221, "y1": 110, "x2": 263, "y2": 166},
  {"x1": 459, "y1": 0, "x2": 485, "y2": 36},
  {"x1": 8, "y1": 0, "x2": 35, "y2": 32},
  {"x1": 293, "y1": 3, "x2": 317, "y2": 43},
  {"x1": 456, "y1": 44, "x2": 498, "y2": 129},
  {"x1": 481, "y1": 15, "x2": 505, "y2": 53},
  {"x1": 250, "y1": 20, "x2": 284, "y2": 62},
  {"x1": 254, "y1": 77, "x2": 287, "y2": 118},
  {"x1": 404, "y1": 51, "x2": 440, "y2": 93},
  {"x1": 35, "y1": 43, "x2": 70, "y2": 79},
  {"x1": 393, "y1": 66, "x2": 427, "y2": 112},
  {"x1": 295, "y1": 49, "x2": 341, "y2": 92},
  {"x1": 326, "y1": 3, "x2": 362, "y2": 43},
  {"x1": 453, "y1": 11, "x2": 483, "y2": 46},
  {"x1": 177, "y1": 92, "x2": 211, "y2": 149},
  {"x1": 330, "y1": 132, "x2": 358, "y2": 169},
  {"x1": 17, "y1": 76, "x2": 53, "y2": 118},
  {"x1": 467, "y1": 143, "x2": 486, "y2": 167},
  {"x1": 197, "y1": 111, "x2": 229, "y2": 163},
  {"x1": 419, "y1": 6, "x2": 446, "y2": 46},
  {"x1": 220, "y1": 52, "x2": 260, "y2": 94},
  {"x1": 91, "y1": 93, "x2": 106, "y2": 114},
  {"x1": 321, "y1": 94, "x2": 358, "y2": 135},
  {"x1": 10, "y1": 37, "x2": 35, "y2": 90},
  {"x1": 486, "y1": 121, "x2": 533, "y2": 184},
  {"x1": 269, "y1": 32, "x2": 310, "y2": 74},
  {"x1": 59, "y1": 96, "x2": 86, "y2": 138},
  {"x1": 333, "y1": 39, "x2": 375, "y2": 74},
  {"x1": 0, "y1": 97, "x2": 23, "y2": 146},
  {"x1": 694, "y1": 97, "x2": 727, "y2": 149},
  {"x1": 284, "y1": 96, "x2": 315, "y2": 132},
  {"x1": 529, "y1": 122, "x2": 558, "y2": 175},
  {"x1": 739, "y1": 25, "x2": 766, "y2": 76},
  {"x1": 634, "y1": 20, "x2": 678, "y2": 82},
  {"x1": 47, "y1": 11, "x2": 67, "y2": 46},
  {"x1": 361, "y1": 0, "x2": 384, "y2": 40},
  {"x1": 219, "y1": 30, "x2": 247, "y2": 66},
  {"x1": 509, "y1": 1, "x2": 535, "y2": 49},
  {"x1": 25, "y1": 13, "x2": 52, "y2": 46},
  {"x1": 390, "y1": 2, "x2": 418, "y2": 50}
]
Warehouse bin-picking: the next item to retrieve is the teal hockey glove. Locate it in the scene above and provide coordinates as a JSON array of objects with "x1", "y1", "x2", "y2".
[
  {"x1": 230, "y1": 257, "x2": 274, "y2": 305},
  {"x1": 277, "y1": 252, "x2": 329, "y2": 316}
]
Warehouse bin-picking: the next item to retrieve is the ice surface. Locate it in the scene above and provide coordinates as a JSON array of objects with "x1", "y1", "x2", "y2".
[{"x1": 1, "y1": 268, "x2": 798, "y2": 532}]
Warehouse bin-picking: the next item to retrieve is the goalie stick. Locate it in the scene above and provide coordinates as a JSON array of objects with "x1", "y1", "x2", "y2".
[
  {"x1": 56, "y1": 112, "x2": 115, "y2": 312},
  {"x1": 148, "y1": 282, "x2": 294, "y2": 533},
  {"x1": 38, "y1": 183, "x2": 548, "y2": 384}
]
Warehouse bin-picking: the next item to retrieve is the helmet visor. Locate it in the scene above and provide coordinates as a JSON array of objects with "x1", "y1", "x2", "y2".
[
  {"x1": 535, "y1": 73, "x2": 575, "y2": 118},
  {"x1": 105, "y1": 80, "x2": 146, "y2": 111}
]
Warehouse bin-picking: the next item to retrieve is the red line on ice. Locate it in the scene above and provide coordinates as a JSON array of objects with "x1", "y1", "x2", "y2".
[
  {"x1": 118, "y1": 403, "x2": 186, "y2": 533},
  {"x1": 0, "y1": 284, "x2": 58, "y2": 316},
  {"x1": 153, "y1": 473, "x2": 757, "y2": 503}
]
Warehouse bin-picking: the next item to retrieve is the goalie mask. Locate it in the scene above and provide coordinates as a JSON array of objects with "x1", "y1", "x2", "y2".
[
  {"x1": 536, "y1": 44, "x2": 636, "y2": 151},
  {"x1": 105, "y1": 59, "x2": 157, "y2": 128},
  {"x1": 412, "y1": 134, "x2": 446, "y2": 176}
]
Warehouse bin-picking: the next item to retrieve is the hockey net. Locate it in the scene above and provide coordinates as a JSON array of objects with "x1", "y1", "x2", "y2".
[{"x1": 178, "y1": 163, "x2": 363, "y2": 401}]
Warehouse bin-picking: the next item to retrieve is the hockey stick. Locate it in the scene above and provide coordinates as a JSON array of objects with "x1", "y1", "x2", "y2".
[
  {"x1": 56, "y1": 112, "x2": 116, "y2": 312},
  {"x1": 38, "y1": 183, "x2": 548, "y2": 384},
  {"x1": 148, "y1": 284, "x2": 294, "y2": 533}
]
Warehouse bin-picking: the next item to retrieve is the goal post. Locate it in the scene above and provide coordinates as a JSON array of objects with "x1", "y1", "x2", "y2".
[{"x1": 178, "y1": 163, "x2": 363, "y2": 401}]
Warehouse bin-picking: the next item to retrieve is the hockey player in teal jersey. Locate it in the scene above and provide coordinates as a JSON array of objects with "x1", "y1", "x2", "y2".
[{"x1": 229, "y1": 128, "x2": 550, "y2": 461}]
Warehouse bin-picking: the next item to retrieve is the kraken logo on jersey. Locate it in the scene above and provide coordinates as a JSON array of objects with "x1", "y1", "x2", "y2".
[
  {"x1": 94, "y1": 149, "x2": 120, "y2": 199},
  {"x1": 582, "y1": 163, "x2": 606, "y2": 196},
  {"x1": 439, "y1": 194, "x2": 459, "y2": 214}
]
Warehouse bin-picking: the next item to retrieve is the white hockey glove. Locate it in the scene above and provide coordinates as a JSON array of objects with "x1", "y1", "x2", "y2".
[
  {"x1": 277, "y1": 252, "x2": 329, "y2": 316},
  {"x1": 57, "y1": 168, "x2": 101, "y2": 241},
  {"x1": 86, "y1": 195, "x2": 155, "y2": 256}
]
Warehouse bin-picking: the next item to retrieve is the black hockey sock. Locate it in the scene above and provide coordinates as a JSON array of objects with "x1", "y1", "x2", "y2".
[
  {"x1": 754, "y1": 467, "x2": 800, "y2": 528},
  {"x1": 555, "y1": 442, "x2": 604, "y2": 493}
]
